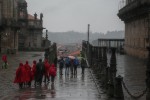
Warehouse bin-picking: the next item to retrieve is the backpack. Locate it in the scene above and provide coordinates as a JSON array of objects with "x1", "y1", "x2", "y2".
[
  {"x1": 50, "y1": 67, "x2": 56, "y2": 76},
  {"x1": 74, "y1": 59, "x2": 79, "y2": 66},
  {"x1": 65, "y1": 58, "x2": 70, "y2": 65}
]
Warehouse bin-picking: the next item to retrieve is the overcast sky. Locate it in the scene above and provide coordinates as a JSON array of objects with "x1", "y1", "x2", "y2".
[{"x1": 26, "y1": 0, "x2": 124, "y2": 33}]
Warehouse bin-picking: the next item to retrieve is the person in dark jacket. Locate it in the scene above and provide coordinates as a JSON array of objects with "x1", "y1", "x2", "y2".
[
  {"x1": 53, "y1": 57, "x2": 57, "y2": 67},
  {"x1": 81, "y1": 58, "x2": 86, "y2": 75},
  {"x1": 59, "y1": 57, "x2": 64, "y2": 75},
  {"x1": 34, "y1": 59, "x2": 45, "y2": 87}
]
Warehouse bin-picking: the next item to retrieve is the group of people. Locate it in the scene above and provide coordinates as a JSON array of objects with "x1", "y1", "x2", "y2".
[
  {"x1": 14, "y1": 59, "x2": 57, "y2": 89},
  {"x1": 58, "y1": 57, "x2": 86, "y2": 75}
]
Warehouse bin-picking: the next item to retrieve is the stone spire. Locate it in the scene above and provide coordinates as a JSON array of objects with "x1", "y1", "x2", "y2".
[
  {"x1": 34, "y1": 13, "x2": 37, "y2": 20},
  {"x1": 40, "y1": 13, "x2": 43, "y2": 21},
  {"x1": 46, "y1": 30, "x2": 48, "y2": 40}
]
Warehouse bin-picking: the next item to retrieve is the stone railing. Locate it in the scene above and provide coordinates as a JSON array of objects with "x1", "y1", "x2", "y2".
[{"x1": 82, "y1": 40, "x2": 148, "y2": 100}]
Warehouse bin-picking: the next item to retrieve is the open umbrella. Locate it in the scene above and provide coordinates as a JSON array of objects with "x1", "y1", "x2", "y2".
[
  {"x1": 68, "y1": 55, "x2": 75, "y2": 59},
  {"x1": 77, "y1": 56, "x2": 85, "y2": 60}
]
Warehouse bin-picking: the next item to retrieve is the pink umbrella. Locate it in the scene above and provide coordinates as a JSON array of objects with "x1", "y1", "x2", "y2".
[{"x1": 68, "y1": 56, "x2": 75, "y2": 59}]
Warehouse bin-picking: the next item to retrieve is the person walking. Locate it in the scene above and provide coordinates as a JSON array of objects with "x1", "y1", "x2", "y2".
[
  {"x1": 53, "y1": 57, "x2": 57, "y2": 67},
  {"x1": 24, "y1": 61, "x2": 32, "y2": 87},
  {"x1": 44, "y1": 59, "x2": 50, "y2": 84},
  {"x1": 49, "y1": 64, "x2": 57, "y2": 84},
  {"x1": 81, "y1": 58, "x2": 86, "y2": 75},
  {"x1": 14, "y1": 63, "x2": 26, "y2": 89},
  {"x1": 31, "y1": 60, "x2": 36, "y2": 81},
  {"x1": 73, "y1": 57, "x2": 79, "y2": 75},
  {"x1": 34, "y1": 59, "x2": 45, "y2": 87},
  {"x1": 70, "y1": 59, "x2": 74, "y2": 75},
  {"x1": 2, "y1": 54, "x2": 7, "y2": 69},
  {"x1": 65, "y1": 57, "x2": 70, "y2": 75},
  {"x1": 59, "y1": 57, "x2": 64, "y2": 75}
]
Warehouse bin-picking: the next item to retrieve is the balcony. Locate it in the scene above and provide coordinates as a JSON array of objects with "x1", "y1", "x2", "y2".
[
  {"x1": 28, "y1": 20, "x2": 43, "y2": 30},
  {"x1": 118, "y1": 0, "x2": 150, "y2": 22}
]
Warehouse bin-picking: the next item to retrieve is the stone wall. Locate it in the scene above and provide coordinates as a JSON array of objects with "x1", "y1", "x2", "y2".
[{"x1": 124, "y1": 16, "x2": 149, "y2": 59}]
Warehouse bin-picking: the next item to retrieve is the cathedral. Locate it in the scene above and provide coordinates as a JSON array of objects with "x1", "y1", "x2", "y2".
[{"x1": 0, "y1": 0, "x2": 50, "y2": 53}]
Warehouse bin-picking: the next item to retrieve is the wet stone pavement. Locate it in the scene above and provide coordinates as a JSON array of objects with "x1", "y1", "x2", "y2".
[
  {"x1": 0, "y1": 52, "x2": 147, "y2": 100},
  {"x1": 0, "y1": 52, "x2": 102, "y2": 100}
]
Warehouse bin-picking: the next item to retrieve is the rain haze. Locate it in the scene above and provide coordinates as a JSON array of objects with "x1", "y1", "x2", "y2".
[{"x1": 26, "y1": 0, "x2": 124, "y2": 33}]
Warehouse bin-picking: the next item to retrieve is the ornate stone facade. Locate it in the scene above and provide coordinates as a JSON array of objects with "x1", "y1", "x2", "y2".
[
  {"x1": 118, "y1": 0, "x2": 150, "y2": 59},
  {"x1": 0, "y1": 0, "x2": 19, "y2": 53},
  {"x1": 0, "y1": 0, "x2": 48, "y2": 53}
]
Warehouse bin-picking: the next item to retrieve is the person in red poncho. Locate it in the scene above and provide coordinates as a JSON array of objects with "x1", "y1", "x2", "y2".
[
  {"x1": 44, "y1": 59, "x2": 50, "y2": 83},
  {"x1": 24, "y1": 61, "x2": 32, "y2": 87},
  {"x1": 31, "y1": 60, "x2": 36, "y2": 81},
  {"x1": 49, "y1": 63, "x2": 57, "y2": 84},
  {"x1": 2, "y1": 54, "x2": 7, "y2": 69},
  {"x1": 14, "y1": 63, "x2": 25, "y2": 89}
]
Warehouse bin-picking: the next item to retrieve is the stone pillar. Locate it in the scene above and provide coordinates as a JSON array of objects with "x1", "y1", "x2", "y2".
[
  {"x1": 98, "y1": 47, "x2": 102, "y2": 71},
  {"x1": 146, "y1": 47, "x2": 150, "y2": 100},
  {"x1": 114, "y1": 75, "x2": 124, "y2": 99},
  {"x1": 107, "y1": 47, "x2": 117, "y2": 97},
  {"x1": 102, "y1": 47, "x2": 107, "y2": 88},
  {"x1": 110, "y1": 47, "x2": 117, "y2": 78}
]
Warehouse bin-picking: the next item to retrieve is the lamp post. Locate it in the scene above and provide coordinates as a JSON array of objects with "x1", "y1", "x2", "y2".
[{"x1": 87, "y1": 24, "x2": 90, "y2": 63}]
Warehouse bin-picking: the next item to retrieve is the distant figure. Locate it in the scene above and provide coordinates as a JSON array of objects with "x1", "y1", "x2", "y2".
[
  {"x1": 49, "y1": 64, "x2": 57, "y2": 84},
  {"x1": 24, "y1": 61, "x2": 32, "y2": 87},
  {"x1": 35, "y1": 59, "x2": 45, "y2": 86},
  {"x1": 59, "y1": 57, "x2": 64, "y2": 75},
  {"x1": 53, "y1": 57, "x2": 57, "y2": 67},
  {"x1": 65, "y1": 57, "x2": 70, "y2": 75},
  {"x1": 31, "y1": 60, "x2": 36, "y2": 81},
  {"x1": 81, "y1": 58, "x2": 86, "y2": 75},
  {"x1": 44, "y1": 59, "x2": 50, "y2": 83},
  {"x1": 70, "y1": 59, "x2": 74, "y2": 75},
  {"x1": 2, "y1": 54, "x2": 7, "y2": 69},
  {"x1": 73, "y1": 57, "x2": 79, "y2": 75}
]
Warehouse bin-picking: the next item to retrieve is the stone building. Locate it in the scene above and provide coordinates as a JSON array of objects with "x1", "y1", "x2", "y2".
[
  {"x1": 18, "y1": 0, "x2": 45, "y2": 51},
  {"x1": 0, "y1": 0, "x2": 19, "y2": 53},
  {"x1": 118, "y1": 0, "x2": 150, "y2": 59},
  {"x1": 0, "y1": 0, "x2": 48, "y2": 53}
]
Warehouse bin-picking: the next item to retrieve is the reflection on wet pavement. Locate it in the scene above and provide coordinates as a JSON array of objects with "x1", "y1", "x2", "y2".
[{"x1": 12, "y1": 69, "x2": 101, "y2": 100}]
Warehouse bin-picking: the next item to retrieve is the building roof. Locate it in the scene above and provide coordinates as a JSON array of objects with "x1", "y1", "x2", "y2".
[
  {"x1": 28, "y1": 14, "x2": 40, "y2": 20},
  {"x1": 69, "y1": 50, "x2": 80, "y2": 56},
  {"x1": 28, "y1": 14, "x2": 34, "y2": 20}
]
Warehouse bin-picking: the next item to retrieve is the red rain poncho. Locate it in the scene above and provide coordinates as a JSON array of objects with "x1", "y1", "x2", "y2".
[
  {"x1": 31, "y1": 60, "x2": 36, "y2": 80},
  {"x1": 2, "y1": 55, "x2": 7, "y2": 62},
  {"x1": 14, "y1": 63, "x2": 26, "y2": 83},
  {"x1": 44, "y1": 59, "x2": 50, "y2": 76},
  {"x1": 49, "y1": 64, "x2": 57, "y2": 77},
  {"x1": 24, "y1": 61, "x2": 32, "y2": 82}
]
